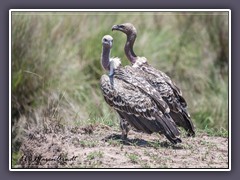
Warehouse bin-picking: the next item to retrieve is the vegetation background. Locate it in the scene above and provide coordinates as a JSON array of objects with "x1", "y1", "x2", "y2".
[{"x1": 11, "y1": 11, "x2": 229, "y2": 161}]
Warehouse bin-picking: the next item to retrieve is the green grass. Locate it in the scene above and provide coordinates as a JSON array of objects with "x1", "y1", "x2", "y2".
[
  {"x1": 12, "y1": 152, "x2": 22, "y2": 167},
  {"x1": 126, "y1": 153, "x2": 139, "y2": 164},
  {"x1": 107, "y1": 139, "x2": 122, "y2": 147},
  {"x1": 79, "y1": 140, "x2": 97, "y2": 148},
  {"x1": 197, "y1": 127, "x2": 228, "y2": 138},
  {"x1": 87, "y1": 151, "x2": 104, "y2": 160},
  {"x1": 11, "y1": 11, "x2": 229, "y2": 153}
]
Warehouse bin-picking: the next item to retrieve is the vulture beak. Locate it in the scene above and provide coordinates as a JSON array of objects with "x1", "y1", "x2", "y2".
[
  {"x1": 109, "y1": 40, "x2": 113, "y2": 47},
  {"x1": 112, "y1": 24, "x2": 120, "y2": 31}
]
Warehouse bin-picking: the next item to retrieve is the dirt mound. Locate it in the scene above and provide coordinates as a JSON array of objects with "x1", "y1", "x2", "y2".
[{"x1": 14, "y1": 123, "x2": 228, "y2": 169}]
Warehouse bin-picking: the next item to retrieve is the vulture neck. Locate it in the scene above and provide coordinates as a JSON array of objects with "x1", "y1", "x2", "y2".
[
  {"x1": 125, "y1": 34, "x2": 137, "y2": 64},
  {"x1": 101, "y1": 46, "x2": 111, "y2": 71}
]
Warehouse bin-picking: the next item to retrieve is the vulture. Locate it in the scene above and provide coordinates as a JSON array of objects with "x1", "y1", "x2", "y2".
[
  {"x1": 112, "y1": 23, "x2": 195, "y2": 136},
  {"x1": 100, "y1": 35, "x2": 182, "y2": 144}
]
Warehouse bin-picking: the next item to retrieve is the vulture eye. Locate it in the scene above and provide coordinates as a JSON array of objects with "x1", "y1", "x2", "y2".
[
  {"x1": 103, "y1": 38, "x2": 107, "y2": 42},
  {"x1": 119, "y1": 25, "x2": 124, "y2": 28}
]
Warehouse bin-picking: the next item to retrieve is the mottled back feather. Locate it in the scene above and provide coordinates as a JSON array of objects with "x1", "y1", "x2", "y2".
[
  {"x1": 100, "y1": 67, "x2": 182, "y2": 144},
  {"x1": 134, "y1": 61, "x2": 195, "y2": 136}
]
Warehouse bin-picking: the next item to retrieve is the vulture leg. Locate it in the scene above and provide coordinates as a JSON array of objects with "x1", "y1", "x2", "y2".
[
  {"x1": 120, "y1": 117, "x2": 130, "y2": 140},
  {"x1": 118, "y1": 112, "x2": 130, "y2": 140}
]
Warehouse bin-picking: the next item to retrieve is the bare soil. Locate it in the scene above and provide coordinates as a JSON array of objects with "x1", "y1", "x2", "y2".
[{"x1": 15, "y1": 124, "x2": 228, "y2": 169}]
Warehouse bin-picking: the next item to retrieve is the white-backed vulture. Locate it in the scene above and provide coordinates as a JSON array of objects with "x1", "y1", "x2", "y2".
[
  {"x1": 112, "y1": 23, "x2": 195, "y2": 136},
  {"x1": 100, "y1": 35, "x2": 182, "y2": 144}
]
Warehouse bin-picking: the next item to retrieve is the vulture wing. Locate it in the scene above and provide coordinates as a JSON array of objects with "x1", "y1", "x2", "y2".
[
  {"x1": 100, "y1": 71, "x2": 182, "y2": 144},
  {"x1": 138, "y1": 63, "x2": 195, "y2": 136}
]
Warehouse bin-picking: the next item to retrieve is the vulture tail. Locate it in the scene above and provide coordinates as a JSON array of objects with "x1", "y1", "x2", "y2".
[
  {"x1": 155, "y1": 113, "x2": 182, "y2": 144},
  {"x1": 169, "y1": 110, "x2": 195, "y2": 137},
  {"x1": 182, "y1": 111, "x2": 195, "y2": 137}
]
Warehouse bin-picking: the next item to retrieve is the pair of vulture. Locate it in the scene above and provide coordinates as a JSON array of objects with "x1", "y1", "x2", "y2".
[{"x1": 100, "y1": 23, "x2": 195, "y2": 144}]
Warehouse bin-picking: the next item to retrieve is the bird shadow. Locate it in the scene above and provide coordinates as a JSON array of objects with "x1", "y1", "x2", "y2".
[{"x1": 102, "y1": 133, "x2": 184, "y2": 150}]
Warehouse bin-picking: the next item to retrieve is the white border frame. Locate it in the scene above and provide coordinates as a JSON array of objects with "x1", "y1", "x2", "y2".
[{"x1": 9, "y1": 9, "x2": 231, "y2": 171}]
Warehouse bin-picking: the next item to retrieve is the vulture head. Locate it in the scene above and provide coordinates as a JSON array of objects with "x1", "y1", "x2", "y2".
[
  {"x1": 112, "y1": 23, "x2": 138, "y2": 63},
  {"x1": 112, "y1": 23, "x2": 137, "y2": 36},
  {"x1": 102, "y1": 35, "x2": 113, "y2": 49}
]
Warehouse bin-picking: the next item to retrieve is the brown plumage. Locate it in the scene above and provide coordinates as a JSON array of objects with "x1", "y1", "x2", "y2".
[
  {"x1": 100, "y1": 35, "x2": 182, "y2": 144},
  {"x1": 112, "y1": 23, "x2": 195, "y2": 136}
]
